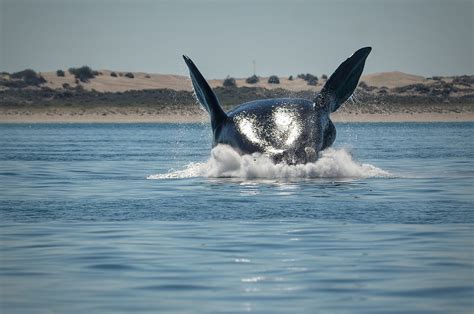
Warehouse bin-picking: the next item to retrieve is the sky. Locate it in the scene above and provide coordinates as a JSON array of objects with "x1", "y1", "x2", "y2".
[{"x1": 0, "y1": 0, "x2": 473, "y2": 78}]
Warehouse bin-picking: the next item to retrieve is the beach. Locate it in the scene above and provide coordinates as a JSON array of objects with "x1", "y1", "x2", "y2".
[{"x1": 1, "y1": 111, "x2": 473, "y2": 123}]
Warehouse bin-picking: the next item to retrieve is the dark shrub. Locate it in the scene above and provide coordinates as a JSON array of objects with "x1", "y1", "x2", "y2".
[
  {"x1": 358, "y1": 81, "x2": 368, "y2": 89},
  {"x1": 56, "y1": 89, "x2": 73, "y2": 99},
  {"x1": 246, "y1": 75, "x2": 259, "y2": 84},
  {"x1": 305, "y1": 73, "x2": 318, "y2": 83},
  {"x1": 125, "y1": 72, "x2": 134, "y2": 79},
  {"x1": 145, "y1": 74, "x2": 151, "y2": 78},
  {"x1": 11, "y1": 69, "x2": 35, "y2": 79},
  {"x1": 393, "y1": 86, "x2": 407, "y2": 93},
  {"x1": 298, "y1": 73, "x2": 318, "y2": 84},
  {"x1": 62, "y1": 83, "x2": 71, "y2": 89},
  {"x1": 307, "y1": 78, "x2": 318, "y2": 86},
  {"x1": 74, "y1": 83, "x2": 84, "y2": 92},
  {"x1": 0, "y1": 79, "x2": 26, "y2": 88},
  {"x1": 394, "y1": 83, "x2": 430, "y2": 94},
  {"x1": 92, "y1": 70, "x2": 99, "y2": 76},
  {"x1": 432, "y1": 81, "x2": 458, "y2": 96},
  {"x1": 288, "y1": 75, "x2": 293, "y2": 81},
  {"x1": 11, "y1": 69, "x2": 46, "y2": 86},
  {"x1": 268, "y1": 75, "x2": 280, "y2": 84},
  {"x1": 321, "y1": 74, "x2": 328, "y2": 80},
  {"x1": 358, "y1": 81, "x2": 379, "y2": 91},
  {"x1": 110, "y1": 72, "x2": 117, "y2": 77},
  {"x1": 412, "y1": 84, "x2": 430, "y2": 94},
  {"x1": 452, "y1": 75, "x2": 474, "y2": 87},
  {"x1": 56, "y1": 70, "x2": 65, "y2": 77},
  {"x1": 223, "y1": 76, "x2": 236, "y2": 87},
  {"x1": 69, "y1": 66, "x2": 95, "y2": 82}
]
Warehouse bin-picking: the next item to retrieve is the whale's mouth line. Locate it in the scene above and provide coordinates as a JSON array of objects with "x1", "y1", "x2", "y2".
[{"x1": 147, "y1": 145, "x2": 391, "y2": 180}]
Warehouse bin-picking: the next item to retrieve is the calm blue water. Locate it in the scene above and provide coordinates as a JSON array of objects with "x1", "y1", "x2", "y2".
[{"x1": 0, "y1": 122, "x2": 473, "y2": 313}]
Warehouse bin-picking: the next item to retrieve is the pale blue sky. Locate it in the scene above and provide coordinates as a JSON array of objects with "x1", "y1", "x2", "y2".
[{"x1": 1, "y1": 0, "x2": 472, "y2": 78}]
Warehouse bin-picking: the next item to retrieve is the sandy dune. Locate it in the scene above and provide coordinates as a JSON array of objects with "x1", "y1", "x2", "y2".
[
  {"x1": 361, "y1": 71, "x2": 427, "y2": 88},
  {"x1": 41, "y1": 70, "x2": 194, "y2": 92}
]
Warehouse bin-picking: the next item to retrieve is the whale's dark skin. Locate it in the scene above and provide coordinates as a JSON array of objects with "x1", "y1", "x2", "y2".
[{"x1": 183, "y1": 47, "x2": 371, "y2": 164}]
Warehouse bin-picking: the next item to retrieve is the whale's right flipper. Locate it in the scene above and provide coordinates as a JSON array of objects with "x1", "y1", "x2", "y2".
[
  {"x1": 320, "y1": 47, "x2": 372, "y2": 113},
  {"x1": 183, "y1": 55, "x2": 227, "y2": 131}
]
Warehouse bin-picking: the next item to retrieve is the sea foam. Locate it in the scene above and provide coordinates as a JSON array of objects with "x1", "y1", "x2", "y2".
[{"x1": 147, "y1": 144, "x2": 390, "y2": 180}]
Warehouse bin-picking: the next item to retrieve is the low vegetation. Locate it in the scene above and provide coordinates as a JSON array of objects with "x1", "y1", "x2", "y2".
[
  {"x1": 223, "y1": 76, "x2": 236, "y2": 87},
  {"x1": 268, "y1": 75, "x2": 280, "y2": 84},
  {"x1": 358, "y1": 81, "x2": 377, "y2": 91},
  {"x1": 0, "y1": 66, "x2": 472, "y2": 117},
  {"x1": 298, "y1": 73, "x2": 318, "y2": 86},
  {"x1": 453, "y1": 75, "x2": 474, "y2": 87},
  {"x1": 393, "y1": 81, "x2": 460, "y2": 96},
  {"x1": 0, "y1": 69, "x2": 46, "y2": 88},
  {"x1": 68, "y1": 66, "x2": 95, "y2": 82},
  {"x1": 246, "y1": 75, "x2": 259, "y2": 84},
  {"x1": 1, "y1": 86, "x2": 472, "y2": 118}
]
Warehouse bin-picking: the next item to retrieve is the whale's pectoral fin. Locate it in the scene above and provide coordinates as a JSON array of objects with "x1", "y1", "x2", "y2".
[
  {"x1": 182, "y1": 55, "x2": 227, "y2": 131},
  {"x1": 320, "y1": 47, "x2": 371, "y2": 112}
]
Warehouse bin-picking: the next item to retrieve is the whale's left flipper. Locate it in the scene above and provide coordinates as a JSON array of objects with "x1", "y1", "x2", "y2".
[
  {"x1": 183, "y1": 55, "x2": 227, "y2": 131},
  {"x1": 320, "y1": 47, "x2": 372, "y2": 112}
]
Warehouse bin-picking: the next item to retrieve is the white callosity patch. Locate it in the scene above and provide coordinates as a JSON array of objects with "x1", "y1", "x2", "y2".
[
  {"x1": 147, "y1": 144, "x2": 390, "y2": 180},
  {"x1": 235, "y1": 114, "x2": 261, "y2": 145},
  {"x1": 272, "y1": 107, "x2": 301, "y2": 147},
  {"x1": 233, "y1": 106, "x2": 302, "y2": 155}
]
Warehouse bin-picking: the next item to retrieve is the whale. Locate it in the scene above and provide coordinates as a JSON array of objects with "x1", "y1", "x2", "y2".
[{"x1": 183, "y1": 47, "x2": 371, "y2": 164}]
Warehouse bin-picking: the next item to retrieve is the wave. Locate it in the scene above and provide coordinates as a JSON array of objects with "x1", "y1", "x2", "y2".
[{"x1": 147, "y1": 144, "x2": 390, "y2": 180}]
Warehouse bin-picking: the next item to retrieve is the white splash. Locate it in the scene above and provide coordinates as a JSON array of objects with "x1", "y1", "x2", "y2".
[{"x1": 147, "y1": 144, "x2": 390, "y2": 180}]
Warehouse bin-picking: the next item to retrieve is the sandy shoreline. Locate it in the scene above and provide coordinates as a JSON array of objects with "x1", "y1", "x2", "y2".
[{"x1": 1, "y1": 112, "x2": 473, "y2": 123}]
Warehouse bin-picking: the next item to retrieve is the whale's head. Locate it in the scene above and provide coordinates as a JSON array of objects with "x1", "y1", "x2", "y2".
[{"x1": 225, "y1": 98, "x2": 321, "y2": 164}]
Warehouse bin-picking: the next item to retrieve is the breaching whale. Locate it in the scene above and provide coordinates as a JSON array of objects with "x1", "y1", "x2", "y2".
[{"x1": 183, "y1": 47, "x2": 371, "y2": 164}]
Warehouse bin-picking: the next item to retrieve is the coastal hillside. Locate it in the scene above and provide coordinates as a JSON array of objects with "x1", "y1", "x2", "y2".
[
  {"x1": 0, "y1": 68, "x2": 473, "y2": 122},
  {"x1": 11, "y1": 69, "x2": 444, "y2": 93},
  {"x1": 1, "y1": 67, "x2": 459, "y2": 92}
]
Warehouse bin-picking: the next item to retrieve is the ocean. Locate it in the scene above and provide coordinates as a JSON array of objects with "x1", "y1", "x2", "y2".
[{"x1": 0, "y1": 122, "x2": 473, "y2": 313}]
